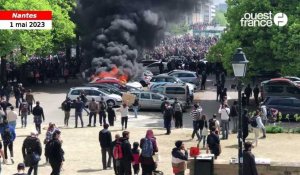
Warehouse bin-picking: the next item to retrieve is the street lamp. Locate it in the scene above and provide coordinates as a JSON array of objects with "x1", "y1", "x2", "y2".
[{"x1": 232, "y1": 48, "x2": 248, "y2": 175}]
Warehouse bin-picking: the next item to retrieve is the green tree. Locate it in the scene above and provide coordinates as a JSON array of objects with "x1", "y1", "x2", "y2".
[{"x1": 207, "y1": 0, "x2": 300, "y2": 77}]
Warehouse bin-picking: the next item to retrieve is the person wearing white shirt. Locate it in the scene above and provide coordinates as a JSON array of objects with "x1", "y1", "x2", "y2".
[
  {"x1": 7, "y1": 106, "x2": 18, "y2": 129},
  {"x1": 119, "y1": 103, "x2": 129, "y2": 130},
  {"x1": 218, "y1": 104, "x2": 230, "y2": 140}
]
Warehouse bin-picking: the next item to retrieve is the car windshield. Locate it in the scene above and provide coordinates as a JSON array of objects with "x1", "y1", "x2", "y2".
[{"x1": 98, "y1": 88, "x2": 111, "y2": 95}]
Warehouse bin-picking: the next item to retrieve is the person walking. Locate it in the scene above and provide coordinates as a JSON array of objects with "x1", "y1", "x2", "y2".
[
  {"x1": 119, "y1": 103, "x2": 129, "y2": 130},
  {"x1": 46, "y1": 130, "x2": 65, "y2": 175},
  {"x1": 44, "y1": 123, "x2": 58, "y2": 163},
  {"x1": 22, "y1": 131, "x2": 42, "y2": 175},
  {"x1": 61, "y1": 97, "x2": 72, "y2": 127},
  {"x1": 173, "y1": 98, "x2": 183, "y2": 128},
  {"x1": 99, "y1": 124, "x2": 112, "y2": 170},
  {"x1": 251, "y1": 110, "x2": 266, "y2": 147},
  {"x1": 242, "y1": 109, "x2": 250, "y2": 143},
  {"x1": 230, "y1": 101, "x2": 238, "y2": 133},
  {"x1": 209, "y1": 114, "x2": 221, "y2": 134},
  {"x1": 79, "y1": 91, "x2": 89, "y2": 116},
  {"x1": 32, "y1": 101, "x2": 45, "y2": 134},
  {"x1": 99, "y1": 98, "x2": 107, "y2": 126},
  {"x1": 244, "y1": 84, "x2": 252, "y2": 106},
  {"x1": 119, "y1": 131, "x2": 133, "y2": 175},
  {"x1": 1, "y1": 120, "x2": 16, "y2": 164},
  {"x1": 163, "y1": 102, "x2": 174, "y2": 135},
  {"x1": 220, "y1": 71, "x2": 226, "y2": 89},
  {"x1": 140, "y1": 129, "x2": 158, "y2": 175},
  {"x1": 25, "y1": 89, "x2": 35, "y2": 114},
  {"x1": 218, "y1": 104, "x2": 230, "y2": 140},
  {"x1": 111, "y1": 134, "x2": 121, "y2": 175},
  {"x1": 243, "y1": 141, "x2": 258, "y2": 175},
  {"x1": 206, "y1": 127, "x2": 221, "y2": 159},
  {"x1": 14, "y1": 85, "x2": 21, "y2": 108},
  {"x1": 74, "y1": 97, "x2": 84, "y2": 128},
  {"x1": 107, "y1": 105, "x2": 116, "y2": 126},
  {"x1": 199, "y1": 114, "x2": 208, "y2": 147},
  {"x1": 131, "y1": 142, "x2": 140, "y2": 175},
  {"x1": 171, "y1": 140, "x2": 188, "y2": 175},
  {"x1": 201, "y1": 70, "x2": 207, "y2": 90},
  {"x1": 19, "y1": 99, "x2": 29, "y2": 128},
  {"x1": 88, "y1": 98, "x2": 98, "y2": 127},
  {"x1": 7, "y1": 106, "x2": 18, "y2": 129},
  {"x1": 190, "y1": 104, "x2": 202, "y2": 140},
  {"x1": 253, "y1": 85, "x2": 260, "y2": 106},
  {"x1": 0, "y1": 97, "x2": 12, "y2": 116},
  {"x1": 132, "y1": 99, "x2": 140, "y2": 118}
]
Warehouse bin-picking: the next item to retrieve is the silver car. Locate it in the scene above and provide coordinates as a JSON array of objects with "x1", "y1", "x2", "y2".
[
  {"x1": 130, "y1": 91, "x2": 186, "y2": 111},
  {"x1": 167, "y1": 70, "x2": 200, "y2": 86}
]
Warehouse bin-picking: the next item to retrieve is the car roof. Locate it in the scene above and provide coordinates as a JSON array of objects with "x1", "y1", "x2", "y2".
[
  {"x1": 168, "y1": 70, "x2": 196, "y2": 74},
  {"x1": 70, "y1": 87, "x2": 99, "y2": 90},
  {"x1": 153, "y1": 75, "x2": 175, "y2": 78}
]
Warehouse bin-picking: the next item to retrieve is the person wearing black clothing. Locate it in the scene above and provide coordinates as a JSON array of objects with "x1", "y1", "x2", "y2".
[
  {"x1": 46, "y1": 130, "x2": 64, "y2": 175},
  {"x1": 199, "y1": 115, "x2": 208, "y2": 141},
  {"x1": 120, "y1": 131, "x2": 133, "y2": 175},
  {"x1": 160, "y1": 97, "x2": 168, "y2": 113},
  {"x1": 79, "y1": 91, "x2": 89, "y2": 115},
  {"x1": 0, "y1": 98, "x2": 12, "y2": 116},
  {"x1": 244, "y1": 84, "x2": 252, "y2": 106},
  {"x1": 172, "y1": 98, "x2": 183, "y2": 128},
  {"x1": 243, "y1": 142, "x2": 258, "y2": 175},
  {"x1": 220, "y1": 71, "x2": 226, "y2": 89},
  {"x1": 111, "y1": 134, "x2": 121, "y2": 175},
  {"x1": 61, "y1": 98, "x2": 72, "y2": 127},
  {"x1": 253, "y1": 85, "x2": 260, "y2": 106},
  {"x1": 99, "y1": 98, "x2": 107, "y2": 126},
  {"x1": 159, "y1": 60, "x2": 164, "y2": 74},
  {"x1": 32, "y1": 101, "x2": 45, "y2": 134},
  {"x1": 171, "y1": 141, "x2": 188, "y2": 175},
  {"x1": 242, "y1": 109, "x2": 250, "y2": 143},
  {"x1": 22, "y1": 131, "x2": 42, "y2": 175},
  {"x1": 107, "y1": 105, "x2": 116, "y2": 126},
  {"x1": 99, "y1": 124, "x2": 112, "y2": 170},
  {"x1": 163, "y1": 102, "x2": 174, "y2": 135},
  {"x1": 201, "y1": 70, "x2": 207, "y2": 90},
  {"x1": 74, "y1": 97, "x2": 84, "y2": 128},
  {"x1": 230, "y1": 101, "x2": 238, "y2": 133},
  {"x1": 206, "y1": 127, "x2": 221, "y2": 159},
  {"x1": 14, "y1": 86, "x2": 21, "y2": 108},
  {"x1": 216, "y1": 82, "x2": 222, "y2": 102}
]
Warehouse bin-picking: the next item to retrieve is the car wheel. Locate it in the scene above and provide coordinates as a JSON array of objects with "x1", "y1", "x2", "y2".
[{"x1": 107, "y1": 100, "x2": 115, "y2": 107}]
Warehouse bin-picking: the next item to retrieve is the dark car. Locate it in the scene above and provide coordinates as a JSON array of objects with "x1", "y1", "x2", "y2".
[{"x1": 262, "y1": 96, "x2": 300, "y2": 121}]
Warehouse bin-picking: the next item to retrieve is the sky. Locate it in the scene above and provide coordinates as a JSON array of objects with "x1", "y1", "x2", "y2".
[{"x1": 213, "y1": 0, "x2": 226, "y2": 5}]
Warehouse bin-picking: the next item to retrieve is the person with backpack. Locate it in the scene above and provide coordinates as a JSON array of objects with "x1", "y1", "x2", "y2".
[
  {"x1": 61, "y1": 97, "x2": 72, "y2": 127},
  {"x1": 132, "y1": 142, "x2": 140, "y2": 175},
  {"x1": 209, "y1": 114, "x2": 220, "y2": 134},
  {"x1": 74, "y1": 97, "x2": 84, "y2": 128},
  {"x1": 99, "y1": 97, "x2": 107, "y2": 126},
  {"x1": 22, "y1": 131, "x2": 42, "y2": 175},
  {"x1": 172, "y1": 98, "x2": 183, "y2": 128},
  {"x1": 107, "y1": 105, "x2": 116, "y2": 126},
  {"x1": 46, "y1": 130, "x2": 64, "y2": 175},
  {"x1": 218, "y1": 104, "x2": 230, "y2": 139},
  {"x1": 242, "y1": 109, "x2": 250, "y2": 143},
  {"x1": 119, "y1": 131, "x2": 133, "y2": 175},
  {"x1": 7, "y1": 106, "x2": 18, "y2": 129},
  {"x1": 190, "y1": 104, "x2": 202, "y2": 140},
  {"x1": 19, "y1": 99, "x2": 29, "y2": 128},
  {"x1": 32, "y1": 101, "x2": 45, "y2": 134},
  {"x1": 88, "y1": 98, "x2": 99, "y2": 127},
  {"x1": 111, "y1": 134, "x2": 121, "y2": 175},
  {"x1": 99, "y1": 123, "x2": 112, "y2": 170},
  {"x1": 206, "y1": 127, "x2": 221, "y2": 159},
  {"x1": 230, "y1": 101, "x2": 238, "y2": 133},
  {"x1": 163, "y1": 102, "x2": 174, "y2": 135},
  {"x1": 140, "y1": 129, "x2": 158, "y2": 175},
  {"x1": 172, "y1": 140, "x2": 188, "y2": 175},
  {"x1": 25, "y1": 89, "x2": 35, "y2": 115},
  {"x1": 251, "y1": 110, "x2": 266, "y2": 147},
  {"x1": 1, "y1": 120, "x2": 16, "y2": 164}
]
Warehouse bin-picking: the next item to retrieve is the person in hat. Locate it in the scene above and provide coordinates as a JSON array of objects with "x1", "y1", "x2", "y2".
[
  {"x1": 32, "y1": 101, "x2": 45, "y2": 134},
  {"x1": 172, "y1": 140, "x2": 188, "y2": 175},
  {"x1": 99, "y1": 123, "x2": 112, "y2": 170},
  {"x1": 22, "y1": 131, "x2": 42, "y2": 175},
  {"x1": 13, "y1": 163, "x2": 26, "y2": 175}
]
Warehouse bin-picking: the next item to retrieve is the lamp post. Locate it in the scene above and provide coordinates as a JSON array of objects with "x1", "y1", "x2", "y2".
[{"x1": 232, "y1": 48, "x2": 249, "y2": 175}]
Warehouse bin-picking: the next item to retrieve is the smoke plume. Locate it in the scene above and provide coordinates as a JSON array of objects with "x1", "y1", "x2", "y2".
[{"x1": 77, "y1": 0, "x2": 204, "y2": 81}]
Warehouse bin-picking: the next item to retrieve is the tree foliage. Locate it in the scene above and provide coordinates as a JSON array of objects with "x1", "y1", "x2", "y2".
[
  {"x1": 0, "y1": 0, "x2": 76, "y2": 63},
  {"x1": 213, "y1": 11, "x2": 227, "y2": 26},
  {"x1": 207, "y1": 0, "x2": 300, "y2": 77}
]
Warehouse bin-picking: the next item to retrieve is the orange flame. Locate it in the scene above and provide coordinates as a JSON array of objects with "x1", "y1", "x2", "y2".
[{"x1": 94, "y1": 66, "x2": 129, "y2": 84}]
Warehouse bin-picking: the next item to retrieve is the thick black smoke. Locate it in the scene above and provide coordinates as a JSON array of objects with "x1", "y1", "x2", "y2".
[{"x1": 77, "y1": 0, "x2": 204, "y2": 80}]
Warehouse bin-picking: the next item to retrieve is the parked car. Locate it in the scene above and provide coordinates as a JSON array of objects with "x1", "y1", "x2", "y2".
[
  {"x1": 67, "y1": 87, "x2": 122, "y2": 107},
  {"x1": 260, "y1": 78, "x2": 300, "y2": 100},
  {"x1": 130, "y1": 91, "x2": 187, "y2": 111},
  {"x1": 146, "y1": 62, "x2": 168, "y2": 75},
  {"x1": 165, "y1": 70, "x2": 200, "y2": 86},
  {"x1": 84, "y1": 83, "x2": 123, "y2": 96},
  {"x1": 149, "y1": 75, "x2": 195, "y2": 93},
  {"x1": 261, "y1": 96, "x2": 300, "y2": 120},
  {"x1": 283, "y1": 76, "x2": 300, "y2": 82}
]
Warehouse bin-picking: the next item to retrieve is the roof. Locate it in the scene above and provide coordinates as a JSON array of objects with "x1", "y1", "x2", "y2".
[{"x1": 70, "y1": 87, "x2": 99, "y2": 90}]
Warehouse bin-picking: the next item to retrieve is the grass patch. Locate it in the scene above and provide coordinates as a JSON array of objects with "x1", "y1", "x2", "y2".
[{"x1": 266, "y1": 125, "x2": 284, "y2": 133}]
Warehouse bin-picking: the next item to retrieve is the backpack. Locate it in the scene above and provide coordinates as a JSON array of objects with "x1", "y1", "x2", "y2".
[
  {"x1": 174, "y1": 103, "x2": 182, "y2": 112},
  {"x1": 113, "y1": 141, "x2": 123, "y2": 160},
  {"x1": 141, "y1": 138, "x2": 153, "y2": 157},
  {"x1": 250, "y1": 116, "x2": 258, "y2": 127}
]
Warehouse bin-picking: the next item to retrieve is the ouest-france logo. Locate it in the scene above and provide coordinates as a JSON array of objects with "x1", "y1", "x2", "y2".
[{"x1": 240, "y1": 12, "x2": 288, "y2": 27}]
